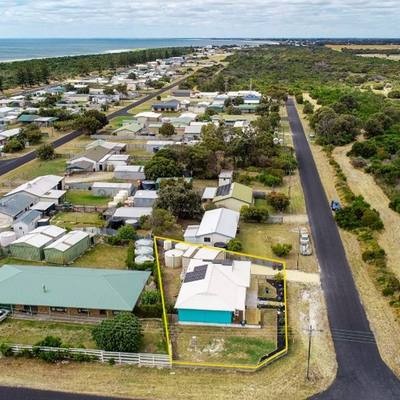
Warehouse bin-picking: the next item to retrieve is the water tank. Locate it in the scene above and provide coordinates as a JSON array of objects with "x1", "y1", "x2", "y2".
[
  {"x1": 108, "y1": 201, "x2": 118, "y2": 208},
  {"x1": 118, "y1": 190, "x2": 129, "y2": 199},
  {"x1": 124, "y1": 200, "x2": 134, "y2": 207},
  {"x1": 114, "y1": 195, "x2": 124, "y2": 204},
  {"x1": 0, "y1": 231, "x2": 17, "y2": 247},
  {"x1": 175, "y1": 242, "x2": 191, "y2": 251},
  {"x1": 135, "y1": 255, "x2": 155, "y2": 264},
  {"x1": 0, "y1": 216, "x2": 13, "y2": 233},
  {"x1": 164, "y1": 249, "x2": 183, "y2": 268},
  {"x1": 141, "y1": 180, "x2": 156, "y2": 190},
  {"x1": 135, "y1": 246, "x2": 154, "y2": 256},
  {"x1": 135, "y1": 238, "x2": 153, "y2": 248},
  {"x1": 110, "y1": 217, "x2": 124, "y2": 229},
  {"x1": 164, "y1": 240, "x2": 172, "y2": 251},
  {"x1": 125, "y1": 219, "x2": 139, "y2": 229}
]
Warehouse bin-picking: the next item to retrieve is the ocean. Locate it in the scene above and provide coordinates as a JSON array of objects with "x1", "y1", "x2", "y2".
[{"x1": 0, "y1": 38, "x2": 276, "y2": 63}]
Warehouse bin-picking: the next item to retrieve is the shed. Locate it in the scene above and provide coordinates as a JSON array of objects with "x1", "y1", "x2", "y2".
[
  {"x1": 112, "y1": 207, "x2": 152, "y2": 221},
  {"x1": 92, "y1": 182, "x2": 134, "y2": 197},
  {"x1": 145, "y1": 140, "x2": 175, "y2": 153},
  {"x1": 133, "y1": 191, "x2": 158, "y2": 207},
  {"x1": 218, "y1": 170, "x2": 233, "y2": 186},
  {"x1": 10, "y1": 226, "x2": 66, "y2": 261},
  {"x1": 12, "y1": 210, "x2": 42, "y2": 239},
  {"x1": 44, "y1": 230, "x2": 91, "y2": 264},
  {"x1": 114, "y1": 165, "x2": 146, "y2": 181}
]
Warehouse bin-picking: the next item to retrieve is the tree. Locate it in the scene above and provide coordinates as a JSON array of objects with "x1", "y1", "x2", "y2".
[
  {"x1": 84, "y1": 110, "x2": 109, "y2": 128},
  {"x1": 153, "y1": 178, "x2": 204, "y2": 219},
  {"x1": 127, "y1": 72, "x2": 137, "y2": 80},
  {"x1": 144, "y1": 157, "x2": 181, "y2": 181},
  {"x1": 227, "y1": 238, "x2": 243, "y2": 252},
  {"x1": 266, "y1": 192, "x2": 290, "y2": 211},
  {"x1": 92, "y1": 313, "x2": 143, "y2": 353},
  {"x1": 3, "y1": 138, "x2": 24, "y2": 153},
  {"x1": 20, "y1": 123, "x2": 42, "y2": 144},
  {"x1": 159, "y1": 122, "x2": 176, "y2": 137},
  {"x1": 142, "y1": 209, "x2": 179, "y2": 236},
  {"x1": 240, "y1": 206, "x2": 269, "y2": 222},
  {"x1": 76, "y1": 86, "x2": 89, "y2": 94},
  {"x1": 73, "y1": 116, "x2": 102, "y2": 136},
  {"x1": 117, "y1": 225, "x2": 137, "y2": 240},
  {"x1": 103, "y1": 87, "x2": 115, "y2": 95},
  {"x1": 36, "y1": 143, "x2": 55, "y2": 161}
]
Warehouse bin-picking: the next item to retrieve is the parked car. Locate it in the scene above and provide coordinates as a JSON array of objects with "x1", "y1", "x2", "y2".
[
  {"x1": 309, "y1": 132, "x2": 315, "y2": 138},
  {"x1": 0, "y1": 309, "x2": 10, "y2": 322},
  {"x1": 300, "y1": 233, "x2": 310, "y2": 244},
  {"x1": 331, "y1": 199, "x2": 341, "y2": 211}
]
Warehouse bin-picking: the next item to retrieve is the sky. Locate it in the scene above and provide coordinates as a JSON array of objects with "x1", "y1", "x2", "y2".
[{"x1": 1, "y1": 0, "x2": 399, "y2": 39}]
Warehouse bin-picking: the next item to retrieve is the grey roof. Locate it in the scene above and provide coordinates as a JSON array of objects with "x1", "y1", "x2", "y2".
[
  {"x1": 66, "y1": 160, "x2": 93, "y2": 170},
  {"x1": 151, "y1": 99, "x2": 180, "y2": 107},
  {"x1": 196, "y1": 208, "x2": 240, "y2": 238},
  {"x1": 12, "y1": 209, "x2": 41, "y2": 225},
  {"x1": 70, "y1": 146, "x2": 112, "y2": 163},
  {"x1": 6, "y1": 175, "x2": 64, "y2": 198},
  {"x1": 0, "y1": 265, "x2": 150, "y2": 311},
  {"x1": 0, "y1": 193, "x2": 36, "y2": 218}
]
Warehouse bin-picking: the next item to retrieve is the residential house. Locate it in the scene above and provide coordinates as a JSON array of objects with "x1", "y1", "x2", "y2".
[
  {"x1": 151, "y1": 99, "x2": 181, "y2": 113},
  {"x1": 0, "y1": 265, "x2": 150, "y2": 318},
  {"x1": 0, "y1": 128, "x2": 20, "y2": 145},
  {"x1": 0, "y1": 107, "x2": 17, "y2": 118},
  {"x1": 66, "y1": 146, "x2": 113, "y2": 173},
  {"x1": 0, "y1": 193, "x2": 37, "y2": 221},
  {"x1": 175, "y1": 258, "x2": 251, "y2": 324},
  {"x1": 17, "y1": 114, "x2": 40, "y2": 124},
  {"x1": 183, "y1": 208, "x2": 240, "y2": 245},
  {"x1": 114, "y1": 122, "x2": 145, "y2": 137},
  {"x1": 212, "y1": 183, "x2": 253, "y2": 212},
  {"x1": 134, "y1": 112, "x2": 162, "y2": 123},
  {"x1": 12, "y1": 210, "x2": 42, "y2": 239},
  {"x1": 6, "y1": 175, "x2": 66, "y2": 204}
]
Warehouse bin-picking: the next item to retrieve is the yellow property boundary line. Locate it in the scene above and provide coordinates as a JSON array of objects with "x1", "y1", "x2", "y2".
[{"x1": 153, "y1": 236, "x2": 288, "y2": 371}]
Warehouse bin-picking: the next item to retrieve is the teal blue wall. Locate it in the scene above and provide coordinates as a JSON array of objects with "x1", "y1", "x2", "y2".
[{"x1": 178, "y1": 309, "x2": 231, "y2": 324}]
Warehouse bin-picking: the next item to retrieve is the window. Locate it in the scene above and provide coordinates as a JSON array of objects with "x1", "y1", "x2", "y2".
[
  {"x1": 78, "y1": 308, "x2": 89, "y2": 314},
  {"x1": 113, "y1": 310, "x2": 122, "y2": 315},
  {"x1": 51, "y1": 307, "x2": 67, "y2": 312},
  {"x1": 100, "y1": 310, "x2": 106, "y2": 315},
  {"x1": 204, "y1": 237, "x2": 211, "y2": 243}
]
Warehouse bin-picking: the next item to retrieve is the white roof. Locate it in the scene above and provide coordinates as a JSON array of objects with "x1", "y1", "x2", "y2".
[
  {"x1": 202, "y1": 187, "x2": 217, "y2": 200},
  {"x1": 113, "y1": 207, "x2": 152, "y2": 219},
  {"x1": 44, "y1": 230, "x2": 89, "y2": 251},
  {"x1": 30, "y1": 201, "x2": 55, "y2": 210},
  {"x1": 31, "y1": 225, "x2": 66, "y2": 238},
  {"x1": 146, "y1": 140, "x2": 174, "y2": 145},
  {"x1": 12, "y1": 233, "x2": 54, "y2": 248},
  {"x1": 135, "y1": 112, "x2": 162, "y2": 119},
  {"x1": 92, "y1": 182, "x2": 133, "y2": 189},
  {"x1": 180, "y1": 113, "x2": 198, "y2": 120},
  {"x1": 114, "y1": 165, "x2": 144, "y2": 172},
  {"x1": 41, "y1": 190, "x2": 66, "y2": 200},
  {"x1": 0, "y1": 128, "x2": 20, "y2": 139},
  {"x1": 184, "y1": 126, "x2": 202, "y2": 134},
  {"x1": 133, "y1": 190, "x2": 158, "y2": 199},
  {"x1": 7, "y1": 175, "x2": 63, "y2": 198},
  {"x1": 107, "y1": 154, "x2": 130, "y2": 161},
  {"x1": 196, "y1": 208, "x2": 240, "y2": 238},
  {"x1": 175, "y1": 259, "x2": 251, "y2": 312}
]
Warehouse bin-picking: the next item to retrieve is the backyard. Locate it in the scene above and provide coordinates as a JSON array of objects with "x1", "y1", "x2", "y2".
[{"x1": 51, "y1": 211, "x2": 105, "y2": 229}]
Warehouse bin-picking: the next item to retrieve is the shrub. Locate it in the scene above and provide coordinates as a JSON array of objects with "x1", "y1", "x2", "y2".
[
  {"x1": 141, "y1": 290, "x2": 160, "y2": 305},
  {"x1": 271, "y1": 243, "x2": 293, "y2": 257},
  {"x1": 108, "y1": 357, "x2": 116, "y2": 366},
  {"x1": 227, "y1": 238, "x2": 243, "y2": 252},
  {"x1": 0, "y1": 343, "x2": 13, "y2": 357},
  {"x1": 382, "y1": 287, "x2": 394, "y2": 297},
  {"x1": 108, "y1": 236, "x2": 122, "y2": 246},
  {"x1": 34, "y1": 336, "x2": 62, "y2": 348}
]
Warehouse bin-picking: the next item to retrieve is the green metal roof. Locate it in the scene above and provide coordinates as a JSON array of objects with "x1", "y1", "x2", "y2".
[
  {"x1": 114, "y1": 122, "x2": 144, "y2": 134},
  {"x1": 0, "y1": 265, "x2": 150, "y2": 311},
  {"x1": 213, "y1": 182, "x2": 253, "y2": 204}
]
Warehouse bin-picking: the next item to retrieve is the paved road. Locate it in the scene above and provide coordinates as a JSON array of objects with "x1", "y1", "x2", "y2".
[
  {"x1": 0, "y1": 76, "x2": 188, "y2": 178},
  {"x1": 286, "y1": 98, "x2": 400, "y2": 399}
]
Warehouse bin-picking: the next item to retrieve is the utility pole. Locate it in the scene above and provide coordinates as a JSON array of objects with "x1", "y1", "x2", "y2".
[{"x1": 305, "y1": 325, "x2": 323, "y2": 380}]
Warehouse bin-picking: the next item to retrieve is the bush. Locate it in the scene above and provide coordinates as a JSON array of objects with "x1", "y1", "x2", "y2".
[
  {"x1": 118, "y1": 225, "x2": 137, "y2": 240},
  {"x1": 240, "y1": 205, "x2": 269, "y2": 222},
  {"x1": 0, "y1": 343, "x2": 13, "y2": 357},
  {"x1": 141, "y1": 290, "x2": 160, "y2": 305},
  {"x1": 382, "y1": 287, "x2": 394, "y2": 297},
  {"x1": 108, "y1": 357, "x2": 116, "y2": 366},
  {"x1": 271, "y1": 243, "x2": 293, "y2": 257},
  {"x1": 34, "y1": 336, "x2": 62, "y2": 348},
  {"x1": 108, "y1": 236, "x2": 122, "y2": 246},
  {"x1": 227, "y1": 238, "x2": 243, "y2": 252}
]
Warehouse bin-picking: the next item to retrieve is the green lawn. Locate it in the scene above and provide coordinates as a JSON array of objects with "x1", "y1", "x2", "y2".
[
  {"x1": 65, "y1": 190, "x2": 110, "y2": 207},
  {"x1": 1, "y1": 159, "x2": 67, "y2": 183},
  {"x1": 51, "y1": 211, "x2": 104, "y2": 229},
  {"x1": 73, "y1": 244, "x2": 128, "y2": 270},
  {"x1": 0, "y1": 319, "x2": 95, "y2": 348}
]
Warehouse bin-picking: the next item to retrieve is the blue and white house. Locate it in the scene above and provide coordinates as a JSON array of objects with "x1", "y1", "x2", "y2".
[{"x1": 175, "y1": 258, "x2": 251, "y2": 325}]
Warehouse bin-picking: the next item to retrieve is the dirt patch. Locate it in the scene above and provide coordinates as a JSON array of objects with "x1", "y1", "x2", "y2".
[{"x1": 65, "y1": 172, "x2": 114, "y2": 184}]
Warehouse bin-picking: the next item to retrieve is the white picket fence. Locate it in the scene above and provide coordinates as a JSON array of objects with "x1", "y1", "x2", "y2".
[{"x1": 8, "y1": 344, "x2": 171, "y2": 367}]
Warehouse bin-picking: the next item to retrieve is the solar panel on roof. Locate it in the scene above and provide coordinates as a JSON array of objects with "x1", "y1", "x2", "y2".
[
  {"x1": 215, "y1": 183, "x2": 231, "y2": 197},
  {"x1": 184, "y1": 264, "x2": 208, "y2": 283}
]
